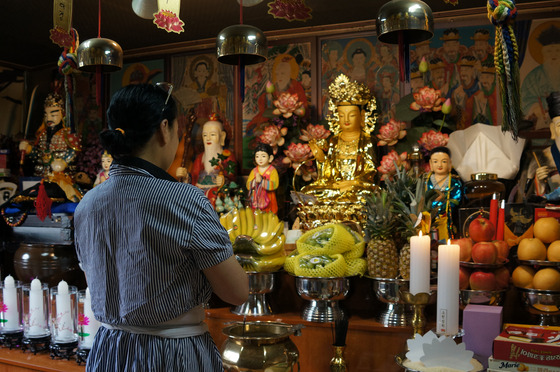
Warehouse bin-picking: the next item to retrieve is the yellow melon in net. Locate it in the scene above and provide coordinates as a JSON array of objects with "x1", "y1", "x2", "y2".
[
  {"x1": 294, "y1": 253, "x2": 347, "y2": 277},
  {"x1": 283, "y1": 250, "x2": 298, "y2": 274},
  {"x1": 344, "y1": 258, "x2": 367, "y2": 277},
  {"x1": 296, "y1": 224, "x2": 355, "y2": 255}
]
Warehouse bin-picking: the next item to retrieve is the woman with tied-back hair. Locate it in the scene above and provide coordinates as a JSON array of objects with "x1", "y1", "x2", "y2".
[{"x1": 74, "y1": 83, "x2": 248, "y2": 372}]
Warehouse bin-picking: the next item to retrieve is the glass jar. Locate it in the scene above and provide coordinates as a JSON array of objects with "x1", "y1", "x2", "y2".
[{"x1": 463, "y1": 173, "x2": 506, "y2": 208}]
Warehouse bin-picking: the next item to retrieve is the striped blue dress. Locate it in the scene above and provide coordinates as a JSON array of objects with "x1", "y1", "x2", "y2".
[{"x1": 74, "y1": 157, "x2": 232, "y2": 372}]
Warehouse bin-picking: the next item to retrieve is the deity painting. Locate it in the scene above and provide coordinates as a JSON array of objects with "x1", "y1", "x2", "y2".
[
  {"x1": 520, "y1": 19, "x2": 560, "y2": 131},
  {"x1": 242, "y1": 42, "x2": 312, "y2": 171}
]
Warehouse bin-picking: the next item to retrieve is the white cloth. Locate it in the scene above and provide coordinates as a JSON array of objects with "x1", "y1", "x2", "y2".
[{"x1": 447, "y1": 124, "x2": 526, "y2": 182}]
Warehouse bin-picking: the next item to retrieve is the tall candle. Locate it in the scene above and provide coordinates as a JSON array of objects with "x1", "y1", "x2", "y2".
[
  {"x1": 496, "y1": 200, "x2": 505, "y2": 241},
  {"x1": 2, "y1": 275, "x2": 20, "y2": 331},
  {"x1": 489, "y1": 193, "x2": 499, "y2": 240},
  {"x1": 80, "y1": 288, "x2": 100, "y2": 349},
  {"x1": 436, "y1": 241, "x2": 460, "y2": 336},
  {"x1": 55, "y1": 280, "x2": 73, "y2": 341},
  {"x1": 28, "y1": 278, "x2": 47, "y2": 337},
  {"x1": 409, "y1": 232, "x2": 431, "y2": 295}
]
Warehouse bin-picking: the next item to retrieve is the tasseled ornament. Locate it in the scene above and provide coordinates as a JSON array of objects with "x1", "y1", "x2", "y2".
[
  {"x1": 487, "y1": 0, "x2": 522, "y2": 140},
  {"x1": 34, "y1": 180, "x2": 52, "y2": 222}
]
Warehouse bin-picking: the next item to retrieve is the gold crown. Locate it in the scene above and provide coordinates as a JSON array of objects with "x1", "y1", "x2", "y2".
[
  {"x1": 44, "y1": 93, "x2": 64, "y2": 108},
  {"x1": 328, "y1": 74, "x2": 372, "y2": 106},
  {"x1": 440, "y1": 32, "x2": 460, "y2": 41},
  {"x1": 410, "y1": 70, "x2": 422, "y2": 79},
  {"x1": 430, "y1": 60, "x2": 445, "y2": 69},
  {"x1": 471, "y1": 32, "x2": 490, "y2": 41}
]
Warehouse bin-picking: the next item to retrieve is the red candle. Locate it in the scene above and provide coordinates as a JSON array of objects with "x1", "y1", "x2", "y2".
[
  {"x1": 496, "y1": 200, "x2": 505, "y2": 241},
  {"x1": 489, "y1": 194, "x2": 499, "y2": 240}
]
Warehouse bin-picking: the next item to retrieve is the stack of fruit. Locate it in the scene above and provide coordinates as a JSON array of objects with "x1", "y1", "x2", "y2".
[
  {"x1": 283, "y1": 223, "x2": 367, "y2": 277},
  {"x1": 512, "y1": 217, "x2": 560, "y2": 291},
  {"x1": 456, "y1": 216, "x2": 511, "y2": 291},
  {"x1": 219, "y1": 207, "x2": 286, "y2": 272}
]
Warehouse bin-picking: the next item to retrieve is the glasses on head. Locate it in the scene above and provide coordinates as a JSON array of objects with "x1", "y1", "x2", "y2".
[{"x1": 156, "y1": 82, "x2": 174, "y2": 108}]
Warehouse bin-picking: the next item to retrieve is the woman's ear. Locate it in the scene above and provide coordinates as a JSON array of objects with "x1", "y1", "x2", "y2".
[
  {"x1": 158, "y1": 119, "x2": 171, "y2": 145},
  {"x1": 268, "y1": 154, "x2": 274, "y2": 164}
]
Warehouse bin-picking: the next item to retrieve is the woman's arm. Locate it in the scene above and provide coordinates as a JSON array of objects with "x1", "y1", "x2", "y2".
[{"x1": 203, "y1": 256, "x2": 249, "y2": 306}]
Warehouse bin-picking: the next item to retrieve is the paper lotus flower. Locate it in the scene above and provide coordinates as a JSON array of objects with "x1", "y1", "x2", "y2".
[
  {"x1": 410, "y1": 87, "x2": 445, "y2": 112},
  {"x1": 258, "y1": 124, "x2": 288, "y2": 151},
  {"x1": 283, "y1": 143, "x2": 316, "y2": 181},
  {"x1": 377, "y1": 119, "x2": 407, "y2": 146},
  {"x1": 418, "y1": 130, "x2": 449, "y2": 151},
  {"x1": 268, "y1": 0, "x2": 312, "y2": 22},
  {"x1": 299, "y1": 124, "x2": 331, "y2": 142},
  {"x1": 421, "y1": 337, "x2": 474, "y2": 371},
  {"x1": 78, "y1": 313, "x2": 90, "y2": 326},
  {"x1": 49, "y1": 27, "x2": 74, "y2": 48},
  {"x1": 153, "y1": 9, "x2": 185, "y2": 34},
  {"x1": 406, "y1": 331, "x2": 445, "y2": 362},
  {"x1": 272, "y1": 92, "x2": 305, "y2": 118},
  {"x1": 378, "y1": 150, "x2": 409, "y2": 181}
]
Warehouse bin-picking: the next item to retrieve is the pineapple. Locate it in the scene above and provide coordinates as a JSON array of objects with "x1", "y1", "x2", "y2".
[
  {"x1": 365, "y1": 190, "x2": 398, "y2": 278},
  {"x1": 398, "y1": 243, "x2": 410, "y2": 279}
]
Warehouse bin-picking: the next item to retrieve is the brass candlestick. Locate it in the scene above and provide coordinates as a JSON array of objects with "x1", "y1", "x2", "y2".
[
  {"x1": 400, "y1": 290, "x2": 431, "y2": 337},
  {"x1": 330, "y1": 345, "x2": 347, "y2": 372}
]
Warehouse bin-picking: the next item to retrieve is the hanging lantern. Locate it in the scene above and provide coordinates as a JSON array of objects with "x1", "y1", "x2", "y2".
[
  {"x1": 77, "y1": 38, "x2": 123, "y2": 73},
  {"x1": 376, "y1": 0, "x2": 433, "y2": 83},
  {"x1": 131, "y1": 0, "x2": 158, "y2": 19},
  {"x1": 216, "y1": 24, "x2": 267, "y2": 65},
  {"x1": 376, "y1": 0, "x2": 434, "y2": 44}
]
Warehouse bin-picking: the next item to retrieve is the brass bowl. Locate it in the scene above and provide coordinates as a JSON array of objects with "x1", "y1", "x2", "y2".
[
  {"x1": 459, "y1": 289, "x2": 507, "y2": 309},
  {"x1": 516, "y1": 287, "x2": 560, "y2": 325}
]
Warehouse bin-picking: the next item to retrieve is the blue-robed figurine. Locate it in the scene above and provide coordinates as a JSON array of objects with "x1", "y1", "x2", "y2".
[{"x1": 424, "y1": 146, "x2": 463, "y2": 240}]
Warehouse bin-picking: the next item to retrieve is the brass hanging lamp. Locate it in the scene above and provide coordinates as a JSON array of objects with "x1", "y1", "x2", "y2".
[{"x1": 216, "y1": 0, "x2": 267, "y2": 65}]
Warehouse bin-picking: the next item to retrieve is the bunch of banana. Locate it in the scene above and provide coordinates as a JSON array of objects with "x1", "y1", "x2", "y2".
[
  {"x1": 219, "y1": 207, "x2": 286, "y2": 272},
  {"x1": 283, "y1": 223, "x2": 367, "y2": 277}
]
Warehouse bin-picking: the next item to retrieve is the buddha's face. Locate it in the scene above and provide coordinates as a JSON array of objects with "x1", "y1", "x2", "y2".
[
  {"x1": 542, "y1": 43, "x2": 560, "y2": 66},
  {"x1": 337, "y1": 105, "x2": 362, "y2": 133},
  {"x1": 202, "y1": 121, "x2": 224, "y2": 150},
  {"x1": 429, "y1": 152, "x2": 452, "y2": 176}
]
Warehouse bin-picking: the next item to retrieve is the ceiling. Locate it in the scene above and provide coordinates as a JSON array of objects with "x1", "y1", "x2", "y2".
[{"x1": 2, "y1": 0, "x2": 560, "y2": 71}]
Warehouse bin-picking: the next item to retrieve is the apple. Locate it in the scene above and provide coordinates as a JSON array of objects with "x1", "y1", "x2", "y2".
[
  {"x1": 468, "y1": 217, "x2": 496, "y2": 243},
  {"x1": 469, "y1": 270, "x2": 497, "y2": 291},
  {"x1": 459, "y1": 266, "x2": 471, "y2": 289},
  {"x1": 494, "y1": 266, "x2": 510, "y2": 290},
  {"x1": 493, "y1": 240, "x2": 510, "y2": 263},
  {"x1": 471, "y1": 241, "x2": 498, "y2": 264},
  {"x1": 452, "y1": 237, "x2": 473, "y2": 262}
]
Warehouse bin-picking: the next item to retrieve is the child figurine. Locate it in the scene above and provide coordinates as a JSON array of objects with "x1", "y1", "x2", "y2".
[
  {"x1": 246, "y1": 143, "x2": 279, "y2": 213},
  {"x1": 94, "y1": 151, "x2": 113, "y2": 187},
  {"x1": 424, "y1": 146, "x2": 463, "y2": 240}
]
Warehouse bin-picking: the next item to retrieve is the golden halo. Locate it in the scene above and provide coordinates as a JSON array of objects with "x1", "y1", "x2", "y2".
[
  {"x1": 528, "y1": 21, "x2": 560, "y2": 65},
  {"x1": 343, "y1": 38, "x2": 375, "y2": 69}
]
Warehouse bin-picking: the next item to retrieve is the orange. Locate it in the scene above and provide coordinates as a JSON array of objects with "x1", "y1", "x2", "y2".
[
  {"x1": 511, "y1": 265, "x2": 535, "y2": 288},
  {"x1": 517, "y1": 238, "x2": 547, "y2": 261},
  {"x1": 547, "y1": 240, "x2": 560, "y2": 262},
  {"x1": 533, "y1": 217, "x2": 560, "y2": 243},
  {"x1": 532, "y1": 268, "x2": 560, "y2": 291}
]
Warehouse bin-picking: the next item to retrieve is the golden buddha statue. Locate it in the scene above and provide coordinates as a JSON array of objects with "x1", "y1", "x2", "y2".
[{"x1": 300, "y1": 74, "x2": 378, "y2": 203}]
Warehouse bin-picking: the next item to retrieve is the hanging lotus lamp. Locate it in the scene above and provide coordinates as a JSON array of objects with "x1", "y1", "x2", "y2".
[
  {"x1": 376, "y1": 0, "x2": 434, "y2": 44},
  {"x1": 131, "y1": 0, "x2": 158, "y2": 19},
  {"x1": 77, "y1": 0, "x2": 123, "y2": 72},
  {"x1": 376, "y1": 0, "x2": 433, "y2": 82}
]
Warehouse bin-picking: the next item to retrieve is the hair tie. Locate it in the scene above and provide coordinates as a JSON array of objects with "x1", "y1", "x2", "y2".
[{"x1": 115, "y1": 128, "x2": 125, "y2": 136}]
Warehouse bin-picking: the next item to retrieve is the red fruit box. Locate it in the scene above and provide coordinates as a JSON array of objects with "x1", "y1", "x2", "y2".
[
  {"x1": 488, "y1": 356, "x2": 560, "y2": 371},
  {"x1": 493, "y1": 324, "x2": 560, "y2": 367},
  {"x1": 534, "y1": 207, "x2": 560, "y2": 222}
]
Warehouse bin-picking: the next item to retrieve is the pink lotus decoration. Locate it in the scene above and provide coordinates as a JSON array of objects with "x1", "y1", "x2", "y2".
[
  {"x1": 259, "y1": 124, "x2": 288, "y2": 152},
  {"x1": 272, "y1": 92, "x2": 305, "y2": 118},
  {"x1": 153, "y1": 10, "x2": 185, "y2": 34},
  {"x1": 283, "y1": 143, "x2": 316, "y2": 181},
  {"x1": 299, "y1": 124, "x2": 331, "y2": 142},
  {"x1": 418, "y1": 130, "x2": 449, "y2": 151},
  {"x1": 378, "y1": 150, "x2": 410, "y2": 181},
  {"x1": 377, "y1": 119, "x2": 407, "y2": 146},
  {"x1": 49, "y1": 27, "x2": 74, "y2": 48},
  {"x1": 410, "y1": 86, "x2": 445, "y2": 112},
  {"x1": 268, "y1": 0, "x2": 312, "y2": 22},
  {"x1": 78, "y1": 313, "x2": 90, "y2": 326}
]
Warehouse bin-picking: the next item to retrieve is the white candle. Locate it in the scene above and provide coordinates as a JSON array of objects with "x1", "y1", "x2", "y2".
[
  {"x1": 28, "y1": 278, "x2": 47, "y2": 336},
  {"x1": 2, "y1": 275, "x2": 20, "y2": 331},
  {"x1": 409, "y1": 232, "x2": 431, "y2": 295},
  {"x1": 436, "y1": 240, "x2": 460, "y2": 336},
  {"x1": 80, "y1": 288, "x2": 100, "y2": 348},
  {"x1": 55, "y1": 280, "x2": 73, "y2": 341}
]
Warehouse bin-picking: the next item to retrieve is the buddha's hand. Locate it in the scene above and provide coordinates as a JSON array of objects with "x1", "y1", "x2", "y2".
[
  {"x1": 216, "y1": 174, "x2": 225, "y2": 187},
  {"x1": 308, "y1": 139, "x2": 325, "y2": 162},
  {"x1": 536, "y1": 165, "x2": 551, "y2": 181}
]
